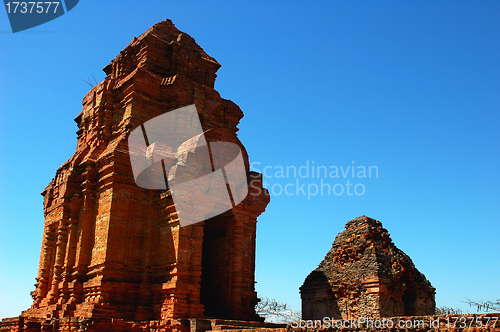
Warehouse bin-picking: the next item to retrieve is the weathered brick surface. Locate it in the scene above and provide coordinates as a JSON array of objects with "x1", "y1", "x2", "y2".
[
  {"x1": 300, "y1": 216, "x2": 436, "y2": 320},
  {"x1": 2, "y1": 313, "x2": 499, "y2": 332},
  {"x1": 1, "y1": 19, "x2": 270, "y2": 331},
  {"x1": 286, "y1": 313, "x2": 500, "y2": 332}
]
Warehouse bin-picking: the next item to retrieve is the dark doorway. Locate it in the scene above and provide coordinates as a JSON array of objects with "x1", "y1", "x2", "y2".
[
  {"x1": 301, "y1": 271, "x2": 341, "y2": 320},
  {"x1": 200, "y1": 213, "x2": 232, "y2": 318},
  {"x1": 402, "y1": 284, "x2": 417, "y2": 316}
]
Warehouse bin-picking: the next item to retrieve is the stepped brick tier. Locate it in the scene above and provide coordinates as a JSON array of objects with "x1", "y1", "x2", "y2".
[
  {"x1": 300, "y1": 216, "x2": 436, "y2": 320},
  {"x1": 0, "y1": 19, "x2": 271, "y2": 331}
]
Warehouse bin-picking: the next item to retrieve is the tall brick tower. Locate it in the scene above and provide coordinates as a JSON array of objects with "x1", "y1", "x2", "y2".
[{"x1": 1, "y1": 19, "x2": 270, "y2": 331}]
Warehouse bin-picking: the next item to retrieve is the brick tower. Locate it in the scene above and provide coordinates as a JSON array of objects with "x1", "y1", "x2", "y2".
[
  {"x1": 300, "y1": 216, "x2": 435, "y2": 320},
  {"x1": 1, "y1": 19, "x2": 270, "y2": 331}
]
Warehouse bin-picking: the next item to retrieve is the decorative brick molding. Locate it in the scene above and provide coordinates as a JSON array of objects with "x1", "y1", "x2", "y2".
[{"x1": 1, "y1": 19, "x2": 270, "y2": 331}]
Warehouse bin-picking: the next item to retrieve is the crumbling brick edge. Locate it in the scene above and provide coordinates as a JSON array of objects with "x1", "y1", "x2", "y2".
[
  {"x1": 284, "y1": 313, "x2": 500, "y2": 332},
  {"x1": 1, "y1": 313, "x2": 499, "y2": 332},
  {"x1": 0, "y1": 317, "x2": 284, "y2": 332}
]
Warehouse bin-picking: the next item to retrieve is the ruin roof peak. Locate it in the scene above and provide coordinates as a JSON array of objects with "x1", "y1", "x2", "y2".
[
  {"x1": 134, "y1": 19, "x2": 219, "y2": 65},
  {"x1": 345, "y1": 215, "x2": 384, "y2": 230},
  {"x1": 102, "y1": 19, "x2": 221, "y2": 85}
]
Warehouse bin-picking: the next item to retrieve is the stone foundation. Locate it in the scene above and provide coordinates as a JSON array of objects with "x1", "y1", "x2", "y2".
[
  {"x1": 2, "y1": 314, "x2": 499, "y2": 331},
  {"x1": 288, "y1": 313, "x2": 500, "y2": 332},
  {"x1": 0, "y1": 317, "x2": 285, "y2": 332}
]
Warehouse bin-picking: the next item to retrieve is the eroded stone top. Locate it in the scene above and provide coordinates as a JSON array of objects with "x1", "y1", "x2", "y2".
[
  {"x1": 301, "y1": 216, "x2": 435, "y2": 318},
  {"x1": 103, "y1": 19, "x2": 221, "y2": 88},
  {"x1": 316, "y1": 215, "x2": 434, "y2": 291}
]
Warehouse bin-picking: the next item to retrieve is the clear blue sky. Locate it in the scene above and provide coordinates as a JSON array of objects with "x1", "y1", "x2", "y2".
[{"x1": 1, "y1": 0, "x2": 499, "y2": 319}]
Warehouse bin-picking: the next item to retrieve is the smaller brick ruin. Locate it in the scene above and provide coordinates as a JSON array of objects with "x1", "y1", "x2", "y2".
[{"x1": 300, "y1": 216, "x2": 435, "y2": 320}]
